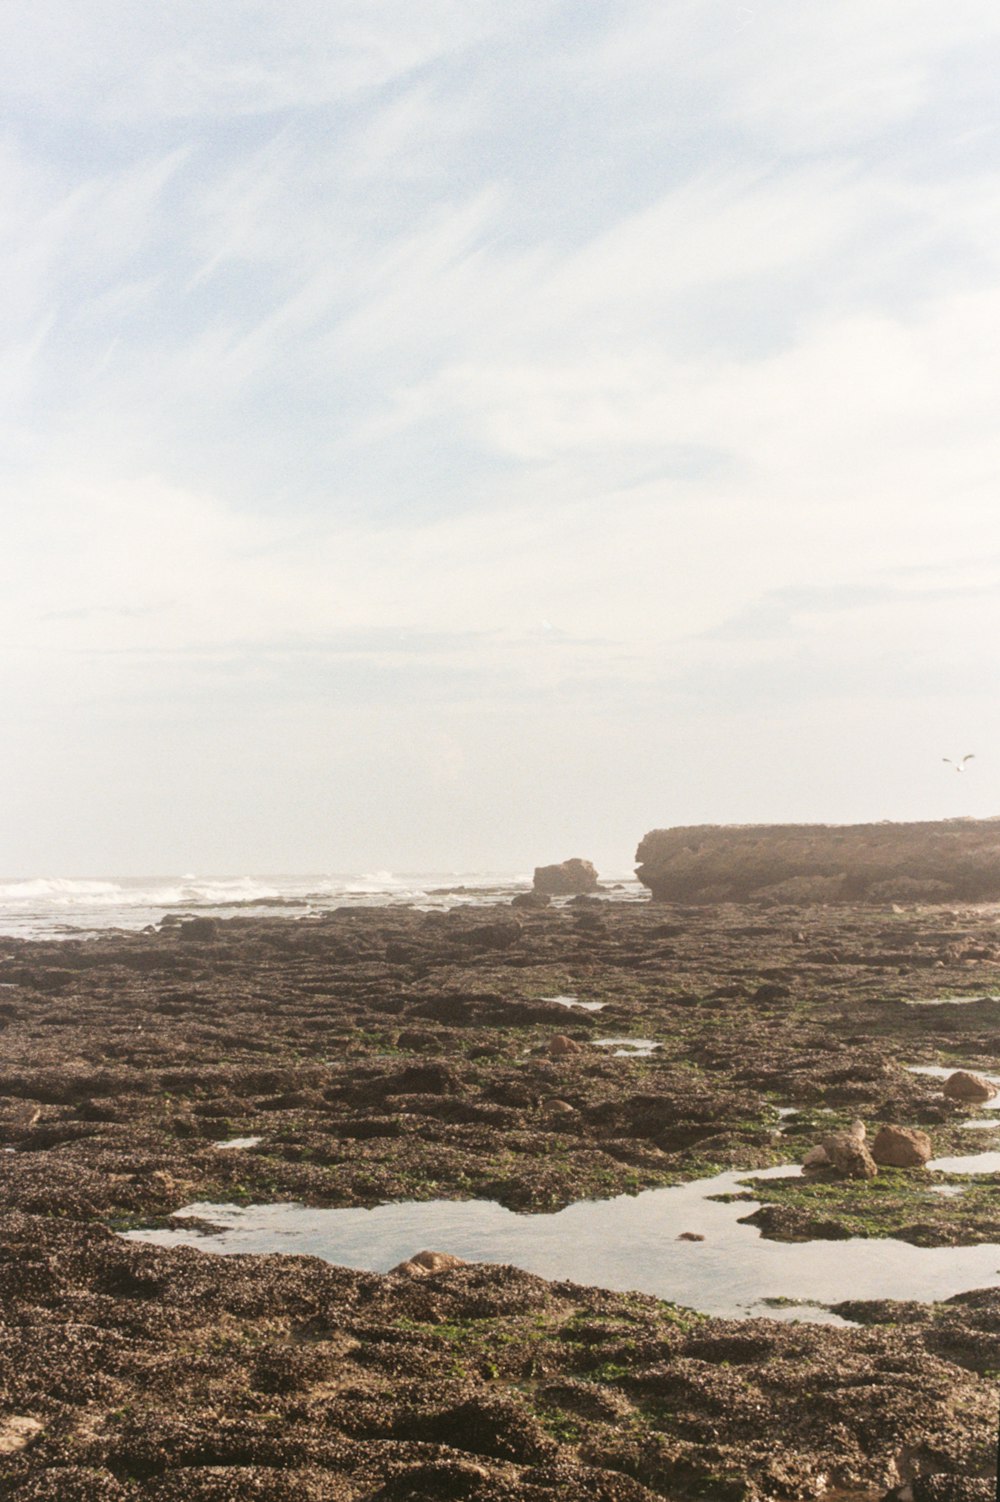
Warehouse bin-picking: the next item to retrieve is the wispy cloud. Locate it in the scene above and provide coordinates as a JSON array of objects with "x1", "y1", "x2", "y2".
[{"x1": 4, "y1": 1, "x2": 1000, "y2": 868}]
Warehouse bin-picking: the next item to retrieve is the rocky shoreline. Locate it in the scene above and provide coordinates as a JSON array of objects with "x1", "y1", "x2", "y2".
[{"x1": 3, "y1": 899, "x2": 1000, "y2": 1498}]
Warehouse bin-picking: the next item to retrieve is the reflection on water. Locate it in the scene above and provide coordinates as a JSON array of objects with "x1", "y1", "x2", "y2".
[
  {"x1": 541, "y1": 995, "x2": 607, "y2": 1012},
  {"x1": 928, "y1": 1151, "x2": 1000, "y2": 1174},
  {"x1": 906, "y1": 1063, "x2": 1000, "y2": 1106},
  {"x1": 908, "y1": 1064, "x2": 1000, "y2": 1080},
  {"x1": 214, "y1": 1136, "x2": 263, "y2": 1151},
  {"x1": 904, "y1": 995, "x2": 1000, "y2": 1006},
  {"x1": 594, "y1": 1037, "x2": 660, "y2": 1056},
  {"x1": 125, "y1": 1162, "x2": 1000, "y2": 1322}
]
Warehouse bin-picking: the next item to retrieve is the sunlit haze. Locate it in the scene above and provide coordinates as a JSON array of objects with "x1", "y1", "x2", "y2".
[{"x1": 4, "y1": 1, "x2": 999, "y2": 876}]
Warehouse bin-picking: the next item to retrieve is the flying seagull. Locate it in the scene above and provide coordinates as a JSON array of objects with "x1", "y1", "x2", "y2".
[{"x1": 942, "y1": 754, "x2": 975, "y2": 772}]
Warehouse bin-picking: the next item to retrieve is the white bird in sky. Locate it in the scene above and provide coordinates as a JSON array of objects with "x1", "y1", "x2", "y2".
[{"x1": 942, "y1": 754, "x2": 975, "y2": 772}]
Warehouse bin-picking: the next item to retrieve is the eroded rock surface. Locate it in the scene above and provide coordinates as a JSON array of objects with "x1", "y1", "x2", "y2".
[
  {"x1": 1, "y1": 900, "x2": 1000, "y2": 1497},
  {"x1": 533, "y1": 860, "x2": 600, "y2": 896},
  {"x1": 635, "y1": 819, "x2": 1000, "y2": 903},
  {"x1": 0, "y1": 1210, "x2": 996, "y2": 1500}
]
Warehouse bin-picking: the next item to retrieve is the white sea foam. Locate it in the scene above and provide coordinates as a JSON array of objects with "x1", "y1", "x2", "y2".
[
  {"x1": 0, "y1": 877, "x2": 123, "y2": 900},
  {"x1": 0, "y1": 872, "x2": 643, "y2": 940}
]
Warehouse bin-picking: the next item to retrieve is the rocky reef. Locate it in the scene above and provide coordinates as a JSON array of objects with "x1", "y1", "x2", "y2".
[
  {"x1": 3, "y1": 900, "x2": 1000, "y2": 1497},
  {"x1": 635, "y1": 819, "x2": 1000, "y2": 904}
]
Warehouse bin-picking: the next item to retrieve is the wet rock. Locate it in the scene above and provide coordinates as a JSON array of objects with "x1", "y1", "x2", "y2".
[
  {"x1": 452, "y1": 920, "x2": 523, "y2": 951},
  {"x1": 390, "y1": 1249, "x2": 467, "y2": 1277},
  {"x1": 533, "y1": 859, "x2": 599, "y2": 896},
  {"x1": 393, "y1": 1394, "x2": 555, "y2": 1464},
  {"x1": 906, "y1": 1480, "x2": 995, "y2": 1501},
  {"x1": 511, "y1": 892, "x2": 551, "y2": 910},
  {"x1": 377, "y1": 1064, "x2": 463, "y2": 1098},
  {"x1": 676, "y1": 1232, "x2": 705, "y2": 1242},
  {"x1": 370, "y1": 1459, "x2": 494, "y2": 1500},
  {"x1": 547, "y1": 1035, "x2": 582, "y2": 1058},
  {"x1": 753, "y1": 981, "x2": 791, "y2": 1002},
  {"x1": 943, "y1": 1070, "x2": 996, "y2": 1103},
  {"x1": 0, "y1": 1100, "x2": 41, "y2": 1130},
  {"x1": 177, "y1": 917, "x2": 218, "y2": 942},
  {"x1": 740, "y1": 1203, "x2": 855, "y2": 1240},
  {"x1": 871, "y1": 1125, "x2": 933, "y2": 1167}
]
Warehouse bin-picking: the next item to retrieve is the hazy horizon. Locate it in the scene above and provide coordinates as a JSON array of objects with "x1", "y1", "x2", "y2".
[{"x1": 5, "y1": 3, "x2": 1000, "y2": 875}]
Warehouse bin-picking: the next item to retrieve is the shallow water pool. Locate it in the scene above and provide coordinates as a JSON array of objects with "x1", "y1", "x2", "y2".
[
  {"x1": 540, "y1": 995, "x2": 606, "y2": 1012},
  {"x1": 906, "y1": 1063, "x2": 1000, "y2": 1106},
  {"x1": 903, "y1": 995, "x2": 1000, "y2": 1006},
  {"x1": 594, "y1": 1037, "x2": 660, "y2": 1057},
  {"x1": 126, "y1": 1162, "x2": 1000, "y2": 1323}
]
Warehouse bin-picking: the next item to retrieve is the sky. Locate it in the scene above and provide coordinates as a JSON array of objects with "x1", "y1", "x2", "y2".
[{"x1": 3, "y1": 1, "x2": 1000, "y2": 877}]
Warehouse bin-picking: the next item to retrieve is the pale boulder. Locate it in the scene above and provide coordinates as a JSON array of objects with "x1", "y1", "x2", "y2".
[
  {"x1": 390, "y1": 1249, "x2": 466, "y2": 1277},
  {"x1": 943, "y1": 1070, "x2": 996, "y2": 1103},
  {"x1": 0, "y1": 1417, "x2": 43, "y2": 1455},
  {"x1": 821, "y1": 1127, "x2": 878, "y2": 1179}
]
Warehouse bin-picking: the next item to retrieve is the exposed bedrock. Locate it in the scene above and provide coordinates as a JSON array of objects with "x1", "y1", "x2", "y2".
[
  {"x1": 635, "y1": 818, "x2": 1000, "y2": 904},
  {"x1": 533, "y1": 859, "x2": 599, "y2": 896}
]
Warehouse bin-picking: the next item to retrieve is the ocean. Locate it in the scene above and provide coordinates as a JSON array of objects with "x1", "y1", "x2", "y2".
[{"x1": 0, "y1": 871, "x2": 645, "y2": 940}]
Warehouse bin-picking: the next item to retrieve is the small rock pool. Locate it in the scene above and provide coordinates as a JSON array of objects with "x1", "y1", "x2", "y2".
[{"x1": 125, "y1": 1161, "x2": 1000, "y2": 1324}]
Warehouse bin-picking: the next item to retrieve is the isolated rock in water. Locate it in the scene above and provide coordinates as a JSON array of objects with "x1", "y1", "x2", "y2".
[
  {"x1": 511, "y1": 891, "x2": 551, "y2": 909},
  {"x1": 821, "y1": 1130, "x2": 878, "y2": 1179},
  {"x1": 548, "y1": 1034, "x2": 582, "y2": 1057},
  {"x1": 390, "y1": 1249, "x2": 467, "y2": 1277},
  {"x1": 870, "y1": 1125, "x2": 932, "y2": 1167},
  {"x1": 943, "y1": 1070, "x2": 996, "y2": 1103},
  {"x1": 633, "y1": 818, "x2": 1000, "y2": 903},
  {"x1": 533, "y1": 859, "x2": 599, "y2": 896}
]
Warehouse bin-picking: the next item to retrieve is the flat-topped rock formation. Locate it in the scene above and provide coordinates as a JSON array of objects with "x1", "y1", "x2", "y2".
[{"x1": 635, "y1": 818, "x2": 1000, "y2": 903}]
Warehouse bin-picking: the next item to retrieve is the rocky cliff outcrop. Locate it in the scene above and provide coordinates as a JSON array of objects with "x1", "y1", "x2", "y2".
[
  {"x1": 533, "y1": 859, "x2": 599, "y2": 895},
  {"x1": 635, "y1": 818, "x2": 1000, "y2": 904}
]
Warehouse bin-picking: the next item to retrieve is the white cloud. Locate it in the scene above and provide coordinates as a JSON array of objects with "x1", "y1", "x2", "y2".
[
  {"x1": 3, "y1": 1, "x2": 1000, "y2": 868},
  {"x1": 0, "y1": 1, "x2": 543, "y2": 121}
]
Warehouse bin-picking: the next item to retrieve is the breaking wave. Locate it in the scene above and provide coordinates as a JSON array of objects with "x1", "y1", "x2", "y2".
[{"x1": 0, "y1": 871, "x2": 640, "y2": 940}]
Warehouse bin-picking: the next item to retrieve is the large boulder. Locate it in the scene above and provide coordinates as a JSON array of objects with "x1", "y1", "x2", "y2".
[
  {"x1": 634, "y1": 819, "x2": 1000, "y2": 903},
  {"x1": 943, "y1": 1070, "x2": 997, "y2": 1103},
  {"x1": 870, "y1": 1125, "x2": 932, "y2": 1167},
  {"x1": 533, "y1": 859, "x2": 599, "y2": 896}
]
